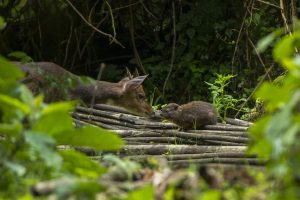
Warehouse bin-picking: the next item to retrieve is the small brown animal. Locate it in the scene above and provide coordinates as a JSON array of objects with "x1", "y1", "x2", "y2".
[
  {"x1": 161, "y1": 101, "x2": 217, "y2": 129},
  {"x1": 14, "y1": 62, "x2": 154, "y2": 117}
]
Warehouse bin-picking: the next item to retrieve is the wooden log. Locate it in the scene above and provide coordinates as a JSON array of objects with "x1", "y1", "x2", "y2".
[
  {"x1": 168, "y1": 158, "x2": 264, "y2": 166},
  {"x1": 203, "y1": 124, "x2": 248, "y2": 131},
  {"x1": 72, "y1": 112, "x2": 137, "y2": 129},
  {"x1": 122, "y1": 152, "x2": 254, "y2": 161},
  {"x1": 114, "y1": 130, "x2": 162, "y2": 137},
  {"x1": 159, "y1": 130, "x2": 249, "y2": 143},
  {"x1": 202, "y1": 140, "x2": 246, "y2": 146},
  {"x1": 93, "y1": 104, "x2": 133, "y2": 115},
  {"x1": 225, "y1": 117, "x2": 253, "y2": 127},
  {"x1": 76, "y1": 117, "x2": 127, "y2": 130},
  {"x1": 188, "y1": 130, "x2": 248, "y2": 137},
  {"x1": 121, "y1": 145, "x2": 247, "y2": 155},
  {"x1": 123, "y1": 137, "x2": 203, "y2": 145},
  {"x1": 76, "y1": 106, "x2": 142, "y2": 124}
]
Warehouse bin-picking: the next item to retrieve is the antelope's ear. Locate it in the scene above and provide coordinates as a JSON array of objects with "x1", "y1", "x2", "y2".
[{"x1": 123, "y1": 75, "x2": 148, "y2": 91}]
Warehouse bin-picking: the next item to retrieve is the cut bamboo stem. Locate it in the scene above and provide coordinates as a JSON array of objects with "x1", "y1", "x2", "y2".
[{"x1": 121, "y1": 145, "x2": 247, "y2": 155}]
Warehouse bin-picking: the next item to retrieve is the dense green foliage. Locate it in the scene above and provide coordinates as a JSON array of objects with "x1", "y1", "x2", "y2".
[
  {"x1": 0, "y1": 0, "x2": 289, "y2": 112},
  {"x1": 2, "y1": 0, "x2": 300, "y2": 199},
  {"x1": 249, "y1": 23, "x2": 300, "y2": 199}
]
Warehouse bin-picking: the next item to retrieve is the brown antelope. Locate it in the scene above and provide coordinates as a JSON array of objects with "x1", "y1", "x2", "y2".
[{"x1": 14, "y1": 62, "x2": 154, "y2": 117}]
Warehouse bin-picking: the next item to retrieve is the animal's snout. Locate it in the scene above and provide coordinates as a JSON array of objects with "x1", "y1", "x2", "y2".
[{"x1": 148, "y1": 107, "x2": 156, "y2": 117}]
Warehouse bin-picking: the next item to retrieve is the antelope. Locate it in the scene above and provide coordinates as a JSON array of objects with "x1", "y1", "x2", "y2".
[{"x1": 14, "y1": 62, "x2": 154, "y2": 117}]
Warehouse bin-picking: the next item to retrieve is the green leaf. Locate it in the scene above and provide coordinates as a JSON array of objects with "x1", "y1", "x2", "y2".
[
  {"x1": 15, "y1": 0, "x2": 27, "y2": 11},
  {"x1": 18, "y1": 85, "x2": 34, "y2": 105},
  {"x1": 32, "y1": 101, "x2": 76, "y2": 135},
  {"x1": 255, "y1": 83, "x2": 289, "y2": 111},
  {"x1": 41, "y1": 101, "x2": 76, "y2": 116},
  {"x1": 61, "y1": 150, "x2": 106, "y2": 178},
  {"x1": 25, "y1": 131, "x2": 62, "y2": 169},
  {"x1": 199, "y1": 190, "x2": 221, "y2": 200},
  {"x1": 253, "y1": 13, "x2": 261, "y2": 25},
  {"x1": 4, "y1": 161, "x2": 26, "y2": 176},
  {"x1": 8, "y1": 51, "x2": 32, "y2": 63},
  {"x1": 32, "y1": 112, "x2": 73, "y2": 136},
  {"x1": 0, "y1": 121, "x2": 22, "y2": 136},
  {"x1": 0, "y1": 16, "x2": 7, "y2": 30},
  {"x1": 55, "y1": 125, "x2": 124, "y2": 151},
  {"x1": 256, "y1": 30, "x2": 282, "y2": 53},
  {"x1": 273, "y1": 31, "x2": 300, "y2": 64},
  {"x1": 0, "y1": 57, "x2": 24, "y2": 80},
  {"x1": 126, "y1": 185, "x2": 154, "y2": 200},
  {"x1": 0, "y1": 94, "x2": 30, "y2": 114}
]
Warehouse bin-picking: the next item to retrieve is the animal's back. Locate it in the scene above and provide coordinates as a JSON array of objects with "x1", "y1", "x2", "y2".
[{"x1": 175, "y1": 101, "x2": 217, "y2": 129}]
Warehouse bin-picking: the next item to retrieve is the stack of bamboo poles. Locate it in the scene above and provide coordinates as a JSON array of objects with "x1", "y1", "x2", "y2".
[{"x1": 72, "y1": 104, "x2": 263, "y2": 166}]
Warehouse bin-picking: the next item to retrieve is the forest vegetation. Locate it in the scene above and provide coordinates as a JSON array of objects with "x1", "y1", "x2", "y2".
[{"x1": 1, "y1": 0, "x2": 300, "y2": 199}]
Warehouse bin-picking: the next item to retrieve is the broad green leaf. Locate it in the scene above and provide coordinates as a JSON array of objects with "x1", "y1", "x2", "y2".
[
  {"x1": 257, "y1": 29, "x2": 282, "y2": 53},
  {"x1": 163, "y1": 186, "x2": 175, "y2": 200},
  {"x1": 273, "y1": 31, "x2": 300, "y2": 64},
  {"x1": 8, "y1": 51, "x2": 32, "y2": 63},
  {"x1": 255, "y1": 83, "x2": 289, "y2": 111},
  {"x1": 15, "y1": 0, "x2": 27, "y2": 11},
  {"x1": 126, "y1": 185, "x2": 154, "y2": 200},
  {"x1": 18, "y1": 85, "x2": 34, "y2": 105},
  {"x1": 282, "y1": 124, "x2": 300, "y2": 146},
  {"x1": 55, "y1": 125, "x2": 124, "y2": 150},
  {"x1": 0, "y1": 16, "x2": 6, "y2": 30},
  {"x1": 0, "y1": 57, "x2": 24, "y2": 80},
  {"x1": 0, "y1": 121, "x2": 22, "y2": 136},
  {"x1": 32, "y1": 112, "x2": 73, "y2": 136},
  {"x1": 62, "y1": 179, "x2": 102, "y2": 198},
  {"x1": 25, "y1": 131, "x2": 62, "y2": 169},
  {"x1": 19, "y1": 194, "x2": 34, "y2": 200},
  {"x1": 41, "y1": 101, "x2": 76, "y2": 116},
  {"x1": 248, "y1": 115, "x2": 270, "y2": 138},
  {"x1": 0, "y1": 94, "x2": 30, "y2": 114},
  {"x1": 4, "y1": 161, "x2": 26, "y2": 176},
  {"x1": 198, "y1": 190, "x2": 221, "y2": 200},
  {"x1": 61, "y1": 150, "x2": 106, "y2": 178}
]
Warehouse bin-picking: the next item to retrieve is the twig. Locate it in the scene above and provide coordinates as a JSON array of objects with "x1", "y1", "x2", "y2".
[
  {"x1": 140, "y1": 1, "x2": 158, "y2": 20},
  {"x1": 256, "y1": 0, "x2": 281, "y2": 9},
  {"x1": 129, "y1": 0, "x2": 147, "y2": 75},
  {"x1": 64, "y1": 0, "x2": 124, "y2": 48},
  {"x1": 162, "y1": 1, "x2": 176, "y2": 100},
  {"x1": 279, "y1": 0, "x2": 298, "y2": 53},
  {"x1": 231, "y1": 0, "x2": 252, "y2": 71},
  {"x1": 247, "y1": 36, "x2": 271, "y2": 81},
  {"x1": 63, "y1": 14, "x2": 73, "y2": 67},
  {"x1": 89, "y1": 63, "x2": 106, "y2": 114},
  {"x1": 234, "y1": 64, "x2": 274, "y2": 118}
]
